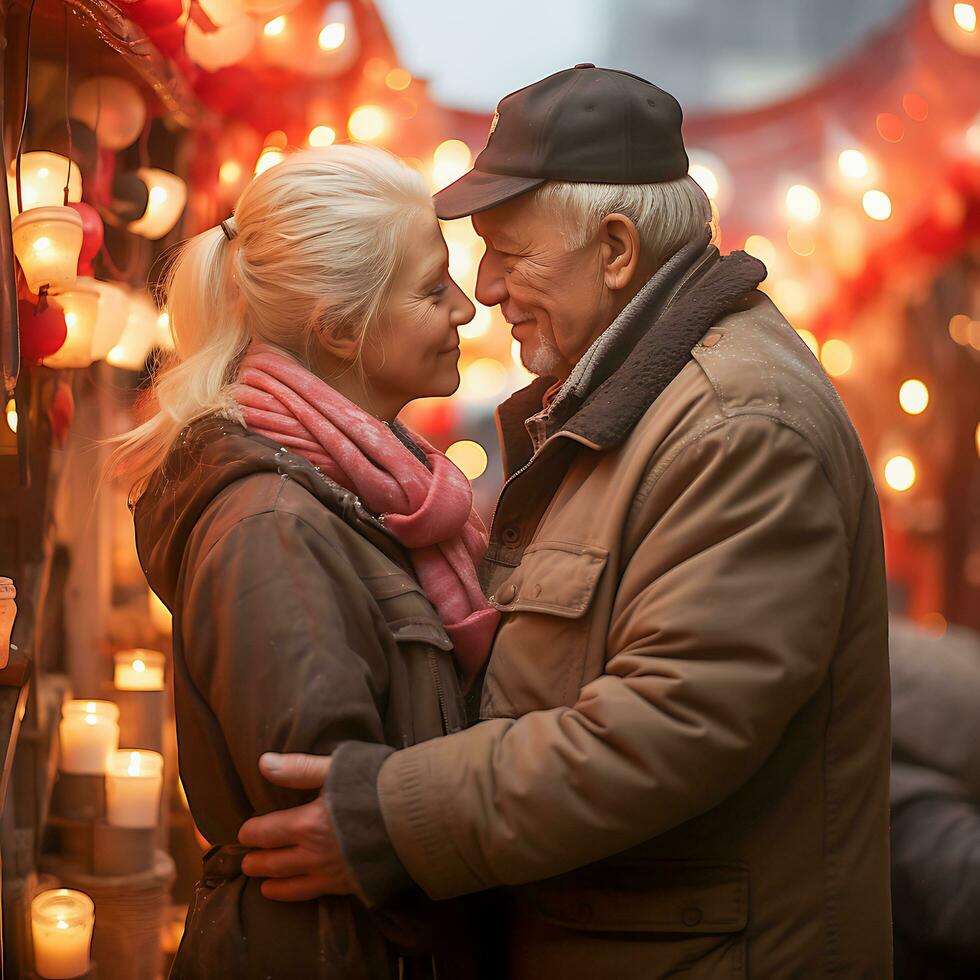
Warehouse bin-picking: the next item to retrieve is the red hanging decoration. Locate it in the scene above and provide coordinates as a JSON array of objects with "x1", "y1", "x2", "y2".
[
  {"x1": 47, "y1": 381, "x2": 75, "y2": 449},
  {"x1": 68, "y1": 202, "x2": 104, "y2": 276},
  {"x1": 18, "y1": 299, "x2": 68, "y2": 363}
]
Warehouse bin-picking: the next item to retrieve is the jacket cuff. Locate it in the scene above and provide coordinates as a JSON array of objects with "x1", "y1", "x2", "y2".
[
  {"x1": 377, "y1": 738, "x2": 488, "y2": 900},
  {"x1": 325, "y1": 740, "x2": 414, "y2": 908}
]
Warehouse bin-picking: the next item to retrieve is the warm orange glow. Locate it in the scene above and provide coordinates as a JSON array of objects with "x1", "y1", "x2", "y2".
[
  {"x1": 820, "y1": 338, "x2": 853, "y2": 377},
  {"x1": 876, "y1": 113, "x2": 904, "y2": 143},
  {"x1": 899, "y1": 379, "x2": 929, "y2": 415},
  {"x1": 744, "y1": 234, "x2": 776, "y2": 267},
  {"x1": 795, "y1": 329, "x2": 820, "y2": 358},
  {"x1": 348, "y1": 105, "x2": 387, "y2": 142},
  {"x1": 902, "y1": 93, "x2": 929, "y2": 121},
  {"x1": 837, "y1": 149, "x2": 869, "y2": 180},
  {"x1": 385, "y1": 68, "x2": 412, "y2": 91},
  {"x1": 446, "y1": 441, "x2": 488, "y2": 480},
  {"x1": 308, "y1": 125, "x2": 336, "y2": 147},
  {"x1": 219, "y1": 160, "x2": 242, "y2": 184},
  {"x1": 862, "y1": 189, "x2": 892, "y2": 221},
  {"x1": 318, "y1": 22, "x2": 345, "y2": 50},
  {"x1": 948, "y1": 313, "x2": 971, "y2": 344},
  {"x1": 432, "y1": 139, "x2": 473, "y2": 188},
  {"x1": 954, "y1": 2, "x2": 977, "y2": 32},
  {"x1": 254, "y1": 147, "x2": 285, "y2": 176},
  {"x1": 4, "y1": 398, "x2": 16, "y2": 434},
  {"x1": 785, "y1": 184, "x2": 821, "y2": 221},
  {"x1": 263, "y1": 16, "x2": 286, "y2": 36},
  {"x1": 884, "y1": 455, "x2": 916, "y2": 492}
]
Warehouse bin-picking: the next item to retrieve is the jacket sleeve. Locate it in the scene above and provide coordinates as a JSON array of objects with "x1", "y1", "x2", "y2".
[
  {"x1": 180, "y1": 506, "x2": 393, "y2": 830},
  {"x1": 373, "y1": 414, "x2": 853, "y2": 899}
]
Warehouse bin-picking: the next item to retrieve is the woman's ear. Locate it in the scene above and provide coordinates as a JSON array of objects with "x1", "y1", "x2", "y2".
[
  {"x1": 315, "y1": 322, "x2": 360, "y2": 363},
  {"x1": 598, "y1": 212, "x2": 641, "y2": 291}
]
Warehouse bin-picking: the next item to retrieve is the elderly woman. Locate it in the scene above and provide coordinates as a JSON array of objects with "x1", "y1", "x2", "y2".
[{"x1": 114, "y1": 146, "x2": 495, "y2": 978}]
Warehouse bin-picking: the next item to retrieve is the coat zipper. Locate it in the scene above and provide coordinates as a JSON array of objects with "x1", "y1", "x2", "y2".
[{"x1": 427, "y1": 650, "x2": 452, "y2": 734}]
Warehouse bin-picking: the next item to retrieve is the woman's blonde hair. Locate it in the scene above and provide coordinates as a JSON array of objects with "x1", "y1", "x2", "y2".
[{"x1": 108, "y1": 144, "x2": 431, "y2": 489}]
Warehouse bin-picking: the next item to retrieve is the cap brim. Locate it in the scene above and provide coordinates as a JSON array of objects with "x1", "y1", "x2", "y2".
[{"x1": 433, "y1": 169, "x2": 547, "y2": 220}]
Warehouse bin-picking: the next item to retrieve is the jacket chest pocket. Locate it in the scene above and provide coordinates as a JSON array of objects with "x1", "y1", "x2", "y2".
[{"x1": 483, "y1": 541, "x2": 608, "y2": 717}]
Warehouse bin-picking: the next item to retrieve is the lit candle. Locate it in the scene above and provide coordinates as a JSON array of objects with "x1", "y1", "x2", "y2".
[
  {"x1": 105, "y1": 750, "x2": 164, "y2": 828},
  {"x1": 59, "y1": 700, "x2": 119, "y2": 774},
  {"x1": 114, "y1": 649, "x2": 165, "y2": 691},
  {"x1": 31, "y1": 888, "x2": 94, "y2": 979}
]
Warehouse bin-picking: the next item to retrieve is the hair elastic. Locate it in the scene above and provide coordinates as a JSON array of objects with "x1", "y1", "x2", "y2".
[{"x1": 220, "y1": 217, "x2": 238, "y2": 241}]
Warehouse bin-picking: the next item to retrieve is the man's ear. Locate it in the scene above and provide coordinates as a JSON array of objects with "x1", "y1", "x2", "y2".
[{"x1": 598, "y1": 212, "x2": 642, "y2": 291}]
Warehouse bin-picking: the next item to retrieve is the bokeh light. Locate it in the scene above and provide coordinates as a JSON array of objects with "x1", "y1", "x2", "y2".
[
  {"x1": 884, "y1": 455, "x2": 916, "y2": 492},
  {"x1": 898, "y1": 379, "x2": 929, "y2": 415},
  {"x1": 821, "y1": 338, "x2": 853, "y2": 377},
  {"x1": 446, "y1": 440, "x2": 488, "y2": 480},
  {"x1": 348, "y1": 105, "x2": 387, "y2": 142}
]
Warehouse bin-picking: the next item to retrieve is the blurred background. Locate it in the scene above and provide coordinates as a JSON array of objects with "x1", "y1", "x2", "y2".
[{"x1": 0, "y1": 1, "x2": 978, "y2": 977}]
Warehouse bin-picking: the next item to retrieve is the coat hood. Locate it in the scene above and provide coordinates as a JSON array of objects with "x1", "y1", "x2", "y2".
[{"x1": 133, "y1": 415, "x2": 388, "y2": 610}]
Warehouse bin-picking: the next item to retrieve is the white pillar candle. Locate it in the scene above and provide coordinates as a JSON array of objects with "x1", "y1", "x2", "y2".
[
  {"x1": 105, "y1": 750, "x2": 163, "y2": 828},
  {"x1": 31, "y1": 888, "x2": 94, "y2": 979},
  {"x1": 59, "y1": 700, "x2": 120, "y2": 775},
  {"x1": 113, "y1": 649, "x2": 165, "y2": 691}
]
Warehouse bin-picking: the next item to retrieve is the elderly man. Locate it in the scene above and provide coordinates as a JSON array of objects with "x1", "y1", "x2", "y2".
[{"x1": 239, "y1": 66, "x2": 893, "y2": 976}]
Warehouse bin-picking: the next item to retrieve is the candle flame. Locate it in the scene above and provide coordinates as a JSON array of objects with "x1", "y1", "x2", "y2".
[{"x1": 56, "y1": 918, "x2": 69, "y2": 930}]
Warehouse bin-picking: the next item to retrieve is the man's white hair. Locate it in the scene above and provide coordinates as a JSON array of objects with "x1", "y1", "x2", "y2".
[{"x1": 533, "y1": 174, "x2": 715, "y2": 267}]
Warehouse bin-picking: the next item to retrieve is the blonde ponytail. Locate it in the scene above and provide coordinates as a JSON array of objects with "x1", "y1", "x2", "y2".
[{"x1": 108, "y1": 144, "x2": 431, "y2": 491}]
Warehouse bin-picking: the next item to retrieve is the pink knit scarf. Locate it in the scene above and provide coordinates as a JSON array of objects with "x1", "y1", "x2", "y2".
[{"x1": 234, "y1": 343, "x2": 498, "y2": 687}]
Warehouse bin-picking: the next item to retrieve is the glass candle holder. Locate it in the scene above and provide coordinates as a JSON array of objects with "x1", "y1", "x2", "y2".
[
  {"x1": 31, "y1": 888, "x2": 94, "y2": 979},
  {"x1": 7, "y1": 151, "x2": 83, "y2": 217},
  {"x1": 59, "y1": 700, "x2": 120, "y2": 775},
  {"x1": 105, "y1": 749, "x2": 164, "y2": 828},
  {"x1": 11, "y1": 206, "x2": 82, "y2": 294},
  {"x1": 113, "y1": 649, "x2": 165, "y2": 691}
]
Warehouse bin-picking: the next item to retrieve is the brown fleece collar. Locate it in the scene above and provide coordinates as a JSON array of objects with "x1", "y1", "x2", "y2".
[{"x1": 495, "y1": 249, "x2": 766, "y2": 466}]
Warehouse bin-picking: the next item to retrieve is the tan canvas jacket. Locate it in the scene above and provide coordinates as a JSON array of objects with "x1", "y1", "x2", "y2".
[{"x1": 375, "y1": 250, "x2": 892, "y2": 978}]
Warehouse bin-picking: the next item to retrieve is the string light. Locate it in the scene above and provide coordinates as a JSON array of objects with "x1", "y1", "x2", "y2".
[
  {"x1": 838, "y1": 149, "x2": 869, "y2": 180},
  {"x1": 348, "y1": 105, "x2": 387, "y2": 142},
  {"x1": 796, "y1": 329, "x2": 820, "y2": 357},
  {"x1": 318, "y1": 22, "x2": 345, "y2": 50},
  {"x1": 899, "y1": 379, "x2": 929, "y2": 415},
  {"x1": 785, "y1": 184, "x2": 821, "y2": 221},
  {"x1": 385, "y1": 68, "x2": 412, "y2": 91},
  {"x1": 263, "y1": 16, "x2": 286, "y2": 36},
  {"x1": 4, "y1": 398, "x2": 16, "y2": 434},
  {"x1": 432, "y1": 139, "x2": 473, "y2": 188},
  {"x1": 254, "y1": 147, "x2": 285, "y2": 176},
  {"x1": 308, "y1": 125, "x2": 336, "y2": 147},
  {"x1": 458, "y1": 357, "x2": 508, "y2": 402},
  {"x1": 862, "y1": 189, "x2": 892, "y2": 221},
  {"x1": 953, "y1": 2, "x2": 977, "y2": 31},
  {"x1": 884, "y1": 455, "x2": 916, "y2": 492},
  {"x1": 446, "y1": 440, "x2": 488, "y2": 480},
  {"x1": 219, "y1": 160, "x2": 242, "y2": 184},
  {"x1": 820, "y1": 338, "x2": 853, "y2": 377},
  {"x1": 744, "y1": 234, "x2": 776, "y2": 267},
  {"x1": 948, "y1": 313, "x2": 971, "y2": 344}
]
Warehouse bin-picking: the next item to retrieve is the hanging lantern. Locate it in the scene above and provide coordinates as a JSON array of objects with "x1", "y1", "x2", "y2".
[
  {"x1": 107, "y1": 292, "x2": 158, "y2": 370},
  {"x1": 84, "y1": 279, "x2": 130, "y2": 360},
  {"x1": 11, "y1": 205, "x2": 83, "y2": 294},
  {"x1": 6, "y1": 151, "x2": 82, "y2": 217},
  {"x1": 127, "y1": 168, "x2": 187, "y2": 239},
  {"x1": 46, "y1": 285, "x2": 100, "y2": 368},
  {"x1": 68, "y1": 203, "x2": 104, "y2": 276},
  {"x1": 70, "y1": 76, "x2": 147, "y2": 151},
  {"x1": 17, "y1": 299, "x2": 67, "y2": 363},
  {"x1": 185, "y1": 16, "x2": 257, "y2": 71}
]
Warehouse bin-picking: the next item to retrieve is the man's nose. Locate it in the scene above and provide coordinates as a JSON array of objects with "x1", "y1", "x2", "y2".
[{"x1": 475, "y1": 251, "x2": 508, "y2": 309}]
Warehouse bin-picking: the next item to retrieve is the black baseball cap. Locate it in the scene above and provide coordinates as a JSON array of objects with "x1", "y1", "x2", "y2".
[{"x1": 434, "y1": 64, "x2": 689, "y2": 221}]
